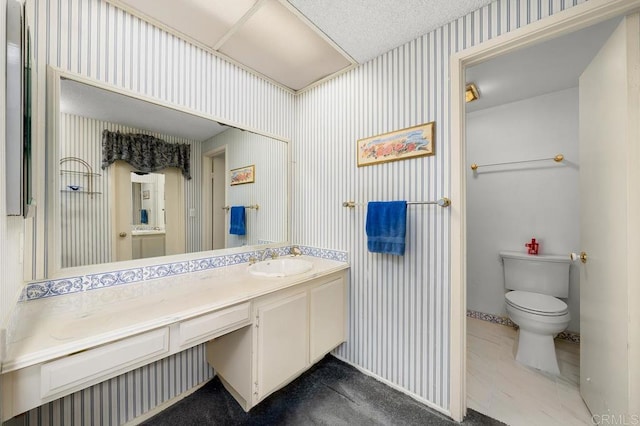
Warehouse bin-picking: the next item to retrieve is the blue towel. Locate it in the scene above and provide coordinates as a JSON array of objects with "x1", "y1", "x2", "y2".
[
  {"x1": 140, "y1": 209, "x2": 148, "y2": 224},
  {"x1": 365, "y1": 201, "x2": 407, "y2": 255},
  {"x1": 229, "y1": 206, "x2": 246, "y2": 235}
]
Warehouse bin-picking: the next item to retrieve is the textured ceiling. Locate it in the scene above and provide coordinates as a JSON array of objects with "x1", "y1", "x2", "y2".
[{"x1": 287, "y1": 0, "x2": 495, "y2": 63}]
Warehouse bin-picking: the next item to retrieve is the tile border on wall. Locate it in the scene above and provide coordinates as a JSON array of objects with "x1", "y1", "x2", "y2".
[
  {"x1": 466, "y1": 309, "x2": 580, "y2": 344},
  {"x1": 19, "y1": 245, "x2": 348, "y2": 302}
]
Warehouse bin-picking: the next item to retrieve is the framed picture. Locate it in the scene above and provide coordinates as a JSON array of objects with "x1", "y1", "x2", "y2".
[
  {"x1": 230, "y1": 165, "x2": 255, "y2": 186},
  {"x1": 357, "y1": 122, "x2": 435, "y2": 167},
  {"x1": 142, "y1": 189, "x2": 150, "y2": 200}
]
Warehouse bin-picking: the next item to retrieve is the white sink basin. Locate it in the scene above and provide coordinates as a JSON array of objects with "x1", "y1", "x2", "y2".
[
  {"x1": 131, "y1": 229, "x2": 166, "y2": 236},
  {"x1": 248, "y1": 258, "x2": 313, "y2": 277}
]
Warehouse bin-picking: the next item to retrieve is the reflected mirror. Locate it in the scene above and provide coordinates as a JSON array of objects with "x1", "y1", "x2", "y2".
[{"x1": 50, "y1": 72, "x2": 288, "y2": 275}]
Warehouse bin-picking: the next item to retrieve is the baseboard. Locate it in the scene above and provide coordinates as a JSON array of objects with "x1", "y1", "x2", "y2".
[
  {"x1": 124, "y1": 379, "x2": 212, "y2": 425},
  {"x1": 466, "y1": 310, "x2": 581, "y2": 344},
  {"x1": 330, "y1": 354, "x2": 452, "y2": 420}
]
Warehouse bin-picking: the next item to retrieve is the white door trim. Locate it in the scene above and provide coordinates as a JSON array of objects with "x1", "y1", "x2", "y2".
[
  {"x1": 202, "y1": 146, "x2": 228, "y2": 251},
  {"x1": 448, "y1": 0, "x2": 640, "y2": 421}
]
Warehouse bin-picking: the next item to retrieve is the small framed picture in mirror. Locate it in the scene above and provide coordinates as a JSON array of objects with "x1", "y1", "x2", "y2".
[
  {"x1": 142, "y1": 189, "x2": 150, "y2": 199},
  {"x1": 230, "y1": 165, "x2": 255, "y2": 186}
]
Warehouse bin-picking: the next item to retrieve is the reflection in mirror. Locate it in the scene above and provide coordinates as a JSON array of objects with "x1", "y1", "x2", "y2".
[
  {"x1": 131, "y1": 172, "x2": 165, "y2": 228},
  {"x1": 53, "y1": 75, "x2": 288, "y2": 274}
]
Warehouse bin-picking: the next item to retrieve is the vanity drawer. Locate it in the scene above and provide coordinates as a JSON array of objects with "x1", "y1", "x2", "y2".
[
  {"x1": 177, "y1": 302, "x2": 251, "y2": 349},
  {"x1": 41, "y1": 327, "x2": 170, "y2": 400}
]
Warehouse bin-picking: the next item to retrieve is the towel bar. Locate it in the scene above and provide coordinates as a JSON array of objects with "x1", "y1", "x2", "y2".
[
  {"x1": 222, "y1": 204, "x2": 259, "y2": 211},
  {"x1": 470, "y1": 154, "x2": 564, "y2": 171},
  {"x1": 342, "y1": 198, "x2": 450, "y2": 208}
]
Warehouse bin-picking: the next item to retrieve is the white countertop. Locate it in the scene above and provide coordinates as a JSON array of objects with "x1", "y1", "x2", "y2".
[{"x1": 2, "y1": 256, "x2": 349, "y2": 373}]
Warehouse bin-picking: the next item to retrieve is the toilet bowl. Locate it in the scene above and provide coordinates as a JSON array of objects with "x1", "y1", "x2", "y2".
[
  {"x1": 505, "y1": 290, "x2": 570, "y2": 374},
  {"x1": 500, "y1": 251, "x2": 572, "y2": 375}
]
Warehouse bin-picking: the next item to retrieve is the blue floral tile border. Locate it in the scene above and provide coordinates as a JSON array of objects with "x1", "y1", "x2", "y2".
[
  {"x1": 466, "y1": 309, "x2": 580, "y2": 344},
  {"x1": 19, "y1": 245, "x2": 348, "y2": 302}
]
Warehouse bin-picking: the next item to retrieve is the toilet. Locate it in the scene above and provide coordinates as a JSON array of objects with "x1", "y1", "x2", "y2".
[{"x1": 500, "y1": 251, "x2": 571, "y2": 375}]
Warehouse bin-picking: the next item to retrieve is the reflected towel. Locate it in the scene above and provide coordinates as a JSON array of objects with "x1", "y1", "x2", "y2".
[
  {"x1": 140, "y1": 209, "x2": 148, "y2": 224},
  {"x1": 365, "y1": 201, "x2": 407, "y2": 256},
  {"x1": 229, "y1": 206, "x2": 246, "y2": 235}
]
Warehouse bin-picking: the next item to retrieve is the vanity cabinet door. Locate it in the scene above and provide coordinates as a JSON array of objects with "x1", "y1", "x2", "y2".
[
  {"x1": 255, "y1": 291, "x2": 308, "y2": 402},
  {"x1": 309, "y1": 276, "x2": 346, "y2": 363}
]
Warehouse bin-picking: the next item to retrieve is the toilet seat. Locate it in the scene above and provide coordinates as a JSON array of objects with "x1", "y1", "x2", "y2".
[{"x1": 505, "y1": 290, "x2": 568, "y2": 316}]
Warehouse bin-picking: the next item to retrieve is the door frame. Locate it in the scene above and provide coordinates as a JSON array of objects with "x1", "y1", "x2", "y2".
[
  {"x1": 202, "y1": 146, "x2": 228, "y2": 251},
  {"x1": 448, "y1": 0, "x2": 640, "y2": 421}
]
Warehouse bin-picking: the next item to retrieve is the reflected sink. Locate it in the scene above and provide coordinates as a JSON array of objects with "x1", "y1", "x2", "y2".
[{"x1": 248, "y1": 258, "x2": 313, "y2": 277}]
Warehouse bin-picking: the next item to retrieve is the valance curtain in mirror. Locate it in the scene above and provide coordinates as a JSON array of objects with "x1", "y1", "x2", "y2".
[{"x1": 101, "y1": 130, "x2": 191, "y2": 179}]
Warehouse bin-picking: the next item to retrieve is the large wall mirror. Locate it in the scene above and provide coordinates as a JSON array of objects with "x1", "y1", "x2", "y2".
[{"x1": 46, "y1": 69, "x2": 288, "y2": 277}]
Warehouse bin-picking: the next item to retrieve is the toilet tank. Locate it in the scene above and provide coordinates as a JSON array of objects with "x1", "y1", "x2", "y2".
[{"x1": 499, "y1": 251, "x2": 571, "y2": 297}]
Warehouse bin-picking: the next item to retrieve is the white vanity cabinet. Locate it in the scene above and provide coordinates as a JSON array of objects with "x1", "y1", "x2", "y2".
[
  {"x1": 132, "y1": 233, "x2": 166, "y2": 259},
  {"x1": 1, "y1": 302, "x2": 251, "y2": 419},
  {"x1": 1, "y1": 256, "x2": 349, "y2": 421},
  {"x1": 206, "y1": 270, "x2": 347, "y2": 411}
]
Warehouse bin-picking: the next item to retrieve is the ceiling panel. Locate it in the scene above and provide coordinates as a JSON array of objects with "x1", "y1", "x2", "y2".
[
  {"x1": 219, "y1": 0, "x2": 353, "y2": 90},
  {"x1": 113, "y1": 0, "x2": 257, "y2": 49}
]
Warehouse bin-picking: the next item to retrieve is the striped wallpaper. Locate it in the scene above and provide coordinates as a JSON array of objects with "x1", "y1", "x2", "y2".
[
  {"x1": 28, "y1": 0, "x2": 295, "y2": 279},
  {"x1": 293, "y1": 0, "x2": 586, "y2": 411},
  {"x1": 3, "y1": 0, "x2": 294, "y2": 423},
  {"x1": 202, "y1": 128, "x2": 288, "y2": 247},
  {"x1": 13, "y1": 344, "x2": 213, "y2": 426},
  {"x1": 1, "y1": 0, "x2": 593, "y2": 423},
  {"x1": 59, "y1": 113, "x2": 202, "y2": 268}
]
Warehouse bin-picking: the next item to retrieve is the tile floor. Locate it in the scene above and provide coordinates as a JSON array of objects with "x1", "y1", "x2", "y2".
[{"x1": 467, "y1": 317, "x2": 593, "y2": 426}]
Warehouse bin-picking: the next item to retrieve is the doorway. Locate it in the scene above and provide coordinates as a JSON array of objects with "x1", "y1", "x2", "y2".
[
  {"x1": 202, "y1": 147, "x2": 227, "y2": 251},
  {"x1": 111, "y1": 161, "x2": 185, "y2": 261},
  {"x1": 449, "y1": 0, "x2": 640, "y2": 422}
]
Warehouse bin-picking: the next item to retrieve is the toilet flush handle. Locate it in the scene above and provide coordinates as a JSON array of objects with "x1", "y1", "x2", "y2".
[{"x1": 570, "y1": 252, "x2": 587, "y2": 263}]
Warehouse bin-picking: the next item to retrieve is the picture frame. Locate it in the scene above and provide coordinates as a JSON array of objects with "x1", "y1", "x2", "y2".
[
  {"x1": 142, "y1": 189, "x2": 150, "y2": 200},
  {"x1": 356, "y1": 122, "x2": 435, "y2": 167},
  {"x1": 230, "y1": 165, "x2": 255, "y2": 186}
]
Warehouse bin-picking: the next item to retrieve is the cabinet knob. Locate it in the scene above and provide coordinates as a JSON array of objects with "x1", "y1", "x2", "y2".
[{"x1": 119, "y1": 232, "x2": 127, "y2": 238}]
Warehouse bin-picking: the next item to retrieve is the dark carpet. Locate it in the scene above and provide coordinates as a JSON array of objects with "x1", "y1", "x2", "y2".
[{"x1": 142, "y1": 355, "x2": 504, "y2": 426}]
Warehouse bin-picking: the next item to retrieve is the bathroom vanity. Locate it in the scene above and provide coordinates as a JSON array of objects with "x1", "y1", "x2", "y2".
[{"x1": 0, "y1": 256, "x2": 348, "y2": 420}]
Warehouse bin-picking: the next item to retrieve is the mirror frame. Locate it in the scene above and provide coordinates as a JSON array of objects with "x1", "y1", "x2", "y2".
[{"x1": 42, "y1": 66, "x2": 291, "y2": 280}]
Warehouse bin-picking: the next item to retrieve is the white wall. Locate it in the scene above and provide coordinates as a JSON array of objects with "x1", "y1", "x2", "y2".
[
  {"x1": 466, "y1": 88, "x2": 581, "y2": 332},
  {"x1": 293, "y1": 0, "x2": 586, "y2": 412}
]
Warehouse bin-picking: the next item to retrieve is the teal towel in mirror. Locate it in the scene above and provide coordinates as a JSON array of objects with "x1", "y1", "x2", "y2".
[
  {"x1": 365, "y1": 201, "x2": 407, "y2": 255},
  {"x1": 229, "y1": 206, "x2": 246, "y2": 235}
]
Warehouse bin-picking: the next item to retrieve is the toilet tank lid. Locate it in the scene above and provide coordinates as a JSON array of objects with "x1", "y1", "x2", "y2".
[{"x1": 499, "y1": 251, "x2": 571, "y2": 263}]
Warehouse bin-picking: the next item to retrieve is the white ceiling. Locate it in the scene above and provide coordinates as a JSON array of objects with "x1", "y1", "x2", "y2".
[
  {"x1": 60, "y1": 79, "x2": 228, "y2": 141},
  {"x1": 105, "y1": 0, "x2": 621, "y2": 104},
  {"x1": 106, "y1": 0, "x2": 355, "y2": 91},
  {"x1": 107, "y1": 0, "x2": 496, "y2": 90},
  {"x1": 288, "y1": 0, "x2": 495, "y2": 64},
  {"x1": 466, "y1": 17, "x2": 621, "y2": 112}
]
